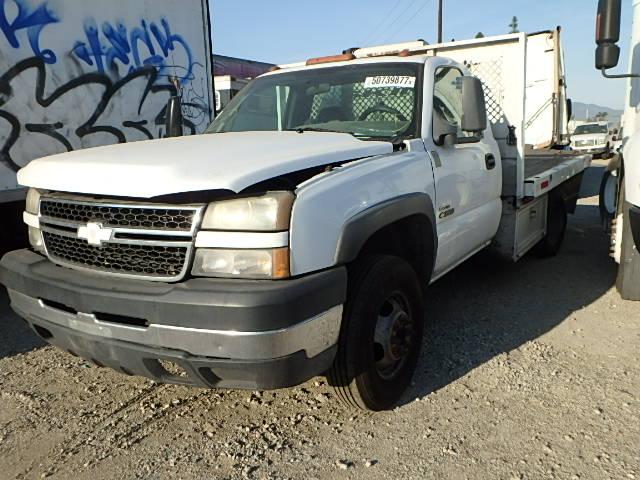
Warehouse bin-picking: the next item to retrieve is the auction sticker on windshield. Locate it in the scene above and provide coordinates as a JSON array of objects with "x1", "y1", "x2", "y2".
[{"x1": 364, "y1": 76, "x2": 416, "y2": 88}]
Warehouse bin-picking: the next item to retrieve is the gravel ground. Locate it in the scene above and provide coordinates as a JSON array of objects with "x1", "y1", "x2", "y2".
[{"x1": 0, "y1": 161, "x2": 638, "y2": 480}]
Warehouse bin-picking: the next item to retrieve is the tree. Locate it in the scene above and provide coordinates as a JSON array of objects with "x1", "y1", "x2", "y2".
[
  {"x1": 509, "y1": 16, "x2": 519, "y2": 33},
  {"x1": 475, "y1": 32, "x2": 485, "y2": 38},
  {"x1": 594, "y1": 111, "x2": 609, "y2": 122}
]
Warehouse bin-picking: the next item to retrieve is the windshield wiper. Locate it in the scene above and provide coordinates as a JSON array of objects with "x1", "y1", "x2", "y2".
[
  {"x1": 354, "y1": 133, "x2": 406, "y2": 147},
  {"x1": 287, "y1": 127, "x2": 357, "y2": 135},
  {"x1": 288, "y1": 127, "x2": 406, "y2": 148}
]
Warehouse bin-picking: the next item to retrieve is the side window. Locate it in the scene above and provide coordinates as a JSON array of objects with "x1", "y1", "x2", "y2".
[
  {"x1": 433, "y1": 67, "x2": 465, "y2": 138},
  {"x1": 225, "y1": 85, "x2": 291, "y2": 132}
]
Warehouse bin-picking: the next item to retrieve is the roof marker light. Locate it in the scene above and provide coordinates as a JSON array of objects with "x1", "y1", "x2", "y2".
[{"x1": 306, "y1": 53, "x2": 355, "y2": 66}]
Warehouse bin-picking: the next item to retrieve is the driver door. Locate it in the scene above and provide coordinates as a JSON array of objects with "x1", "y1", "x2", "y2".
[{"x1": 426, "y1": 66, "x2": 501, "y2": 277}]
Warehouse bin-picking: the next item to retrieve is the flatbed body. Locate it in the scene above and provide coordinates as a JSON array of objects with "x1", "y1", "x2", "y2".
[{"x1": 524, "y1": 151, "x2": 591, "y2": 197}]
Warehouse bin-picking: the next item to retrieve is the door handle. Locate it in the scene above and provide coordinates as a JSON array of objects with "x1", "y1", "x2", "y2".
[{"x1": 485, "y1": 154, "x2": 496, "y2": 170}]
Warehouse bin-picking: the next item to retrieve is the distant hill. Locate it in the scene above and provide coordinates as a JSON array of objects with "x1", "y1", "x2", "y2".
[{"x1": 572, "y1": 102, "x2": 623, "y2": 123}]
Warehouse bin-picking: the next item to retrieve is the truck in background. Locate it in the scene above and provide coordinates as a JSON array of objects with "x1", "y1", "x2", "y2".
[
  {"x1": 0, "y1": 0, "x2": 215, "y2": 248},
  {"x1": 570, "y1": 121, "x2": 612, "y2": 157},
  {"x1": 0, "y1": 30, "x2": 590, "y2": 411},
  {"x1": 596, "y1": 0, "x2": 640, "y2": 300}
]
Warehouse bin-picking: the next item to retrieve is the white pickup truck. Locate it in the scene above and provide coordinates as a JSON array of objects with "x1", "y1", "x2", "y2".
[{"x1": 0, "y1": 32, "x2": 590, "y2": 411}]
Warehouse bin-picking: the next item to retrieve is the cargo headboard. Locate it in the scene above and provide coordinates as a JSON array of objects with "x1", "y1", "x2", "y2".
[{"x1": 422, "y1": 33, "x2": 528, "y2": 198}]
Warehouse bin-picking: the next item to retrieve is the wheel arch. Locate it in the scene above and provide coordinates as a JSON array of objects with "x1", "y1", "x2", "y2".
[{"x1": 335, "y1": 193, "x2": 437, "y2": 283}]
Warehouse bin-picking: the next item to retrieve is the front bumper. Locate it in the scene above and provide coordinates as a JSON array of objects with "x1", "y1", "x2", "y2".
[
  {"x1": 0, "y1": 249, "x2": 347, "y2": 389},
  {"x1": 572, "y1": 145, "x2": 609, "y2": 156}
]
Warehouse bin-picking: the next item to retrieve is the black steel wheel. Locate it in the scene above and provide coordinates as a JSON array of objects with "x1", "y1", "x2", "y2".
[
  {"x1": 328, "y1": 255, "x2": 424, "y2": 411},
  {"x1": 616, "y1": 180, "x2": 640, "y2": 300},
  {"x1": 599, "y1": 169, "x2": 619, "y2": 231},
  {"x1": 533, "y1": 194, "x2": 567, "y2": 258}
]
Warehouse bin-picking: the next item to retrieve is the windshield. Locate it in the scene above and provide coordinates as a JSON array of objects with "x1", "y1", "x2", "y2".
[
  {"x1": 207, "y1": 63, "x2": 422, "y2": 140},
  {"x1": 574, "y1": 124, "x2": 608, "y2": 135}
]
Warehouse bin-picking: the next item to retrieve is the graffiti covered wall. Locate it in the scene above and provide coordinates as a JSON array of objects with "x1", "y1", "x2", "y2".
[{"x1": 0, "y1": 0, "x2": 214, "y2": 191}]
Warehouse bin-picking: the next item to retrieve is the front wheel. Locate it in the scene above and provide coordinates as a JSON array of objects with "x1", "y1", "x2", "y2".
[
  {"x1": 327, "y1": 255, "x2": 424, "y2": 411},
  {"x1": 616, "y1": 181, "x2": 640, "y2": 300},
  {"x1": 599, "y1": 170, "x2": 619, "y2": 232}
]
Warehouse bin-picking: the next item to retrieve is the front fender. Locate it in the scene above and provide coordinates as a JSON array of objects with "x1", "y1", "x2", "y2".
[
  {"x1": 335, "y1": 193, "x2": 437, "y2": 264},
  {"x1": 289, "y1": 151, "x2": 436, "y2": 276}
]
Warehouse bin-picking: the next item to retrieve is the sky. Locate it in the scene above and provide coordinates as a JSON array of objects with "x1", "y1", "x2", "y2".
[{"x1": 210, "y1": 0, "x2": 634, "y2": 110}]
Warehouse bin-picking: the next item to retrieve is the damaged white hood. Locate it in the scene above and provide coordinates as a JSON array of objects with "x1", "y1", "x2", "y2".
[{"x1": 18, "y1": 131, "x2": 392, "y2": 198}]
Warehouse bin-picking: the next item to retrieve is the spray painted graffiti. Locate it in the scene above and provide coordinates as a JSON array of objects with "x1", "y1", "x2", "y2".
[
  {"x1": 0, "y1": 57, "x2": 205, "y2": 171},
  {"x1": 0, "y1": 0, "x2": 59, "y2": 64},
  {"x1": 72, "y1": 17, "x2": 196, "y2": 84},
  {"x1": 0, "y1": 0, "x2": 213, "y2": 176}
]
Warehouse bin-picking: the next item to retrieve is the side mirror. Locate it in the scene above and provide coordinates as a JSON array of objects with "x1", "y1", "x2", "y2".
[
  {"x1": 566, "y1": 98, "x2": 573, "y2": 120},
  {"x1": 433, "y1": 110, "x2": 458, "y2": 147},
  {"x1": 461, "y1": 76, "x2": 487, "y2": 133},
  {"x1": 165, "y1": 96, "x2": 184, "y2": 138},
  {"x1": 596, "y1": 0, "x2": 622, "y2": 70}
]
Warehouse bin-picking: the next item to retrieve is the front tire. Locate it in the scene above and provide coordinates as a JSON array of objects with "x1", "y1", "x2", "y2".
[
  {"x1": 616, "y1": 181, "x2": 640, "y2": 300},
  {"x1": 599, "y1": 170, "x2": 619, "y2": 232},
  {"x1": 328, "y1": 255, "x2": 424, "y2": 411}
]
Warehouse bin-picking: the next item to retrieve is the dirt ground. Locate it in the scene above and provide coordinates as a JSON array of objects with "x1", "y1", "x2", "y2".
[{"x1": 0, "y1": 161, "x2": 638, "y2": 480}]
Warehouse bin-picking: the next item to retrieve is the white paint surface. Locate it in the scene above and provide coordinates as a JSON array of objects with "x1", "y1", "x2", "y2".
[
  {"x1": 18, "y1": 131, "x2": 392, "y2": 197},
  {"x1": 195, "y1": 231, "x2": 289, "y2": 249},
  {"x1": 622, "y1": 0, "x2": 640, "y2": 209}
]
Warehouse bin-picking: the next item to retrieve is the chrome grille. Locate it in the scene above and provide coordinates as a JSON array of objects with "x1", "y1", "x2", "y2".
[
  {"x1": 39, "y1": 196, "x2": 203, "y2": 282},
  {"x1": 40, "y1": 198, "x2": 196, "y2": 232},
  {"x1": 574, "y1": 139, "x2": 595, "y2": 147},
  {"x1": 43, "y1": 231, "x2": 189, "y2": 278}
]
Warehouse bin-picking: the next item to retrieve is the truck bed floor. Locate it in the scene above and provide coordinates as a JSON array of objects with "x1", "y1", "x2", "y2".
[{"x1": 524, "y1": 150, "x2": 585, "y2": 179}]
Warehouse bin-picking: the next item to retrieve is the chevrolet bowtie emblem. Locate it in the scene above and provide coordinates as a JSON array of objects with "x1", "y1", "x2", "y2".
[{"x1": 77, "y1": 222, "x2": 114, "y2": 246}]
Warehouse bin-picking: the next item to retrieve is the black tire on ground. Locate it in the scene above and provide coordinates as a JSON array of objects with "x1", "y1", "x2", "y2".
[
  {"x1": 327, "y1": 255, "x2": 424, "y2": 411},
  {"x1": 599, "y1": 170, "x2": 619, "y2": 232},
  {"x1": 616, "y1": 181, "x2": 640, "y2": 300},
  {"x1": 532, "y1": 194, "x2": 568, "y2": 258}
]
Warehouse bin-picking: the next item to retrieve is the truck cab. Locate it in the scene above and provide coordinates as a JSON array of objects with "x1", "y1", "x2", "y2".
[
  {"x1": 595, "y1": 0, "x2": 640, "y2": 300},
  {"x1": 0, "y1": 34, "x2": 589, "y2": 411}
]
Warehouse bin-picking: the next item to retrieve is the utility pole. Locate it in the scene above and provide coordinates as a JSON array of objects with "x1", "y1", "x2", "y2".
[
  {"x1": 438, "y1": 0, "x2": 443, "y2": 43},
  {"x1": 509, "y1": 16, "x2": 519, "y2": 34}
]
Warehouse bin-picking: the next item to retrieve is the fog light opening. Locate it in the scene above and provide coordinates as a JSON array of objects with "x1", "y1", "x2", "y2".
[{"x1": 33, "y1": 325, "x2": 53, "y2": 340}]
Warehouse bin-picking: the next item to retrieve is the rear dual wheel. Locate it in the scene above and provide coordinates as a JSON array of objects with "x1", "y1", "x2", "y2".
[
  {"x1": 328, "y1": 255, "x2": 424, "y2": 411},
  {"x1": 533, "y1": 194, "x2": 567, "y2": 258}
]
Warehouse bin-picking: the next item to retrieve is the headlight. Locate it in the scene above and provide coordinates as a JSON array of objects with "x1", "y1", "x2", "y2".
[
  {"x1": 26, "y1": 188, "x2": 41, "y2": 214},
  {"x1": 192, "y1": 248, "x2": 289, "y2": 279},
  {"x1": 25, "y1": 188, "x2": 45, "y2": 253},
  {"x1": 201, "y1": 192, "x2": 294, "y2": 231}
]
